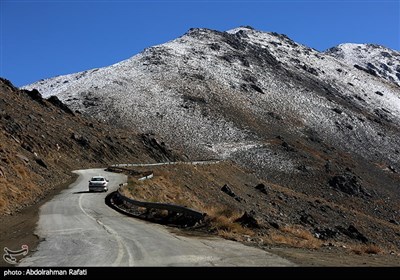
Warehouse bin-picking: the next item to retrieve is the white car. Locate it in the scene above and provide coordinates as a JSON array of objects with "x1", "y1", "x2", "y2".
[{"x1": 88, "y1": 176, "x2": 109, "y2": 192}]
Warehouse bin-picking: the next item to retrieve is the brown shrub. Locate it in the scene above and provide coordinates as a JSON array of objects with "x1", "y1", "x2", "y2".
[
  {"x1": 351, "y1": 244, "x2": 383, "y2": 255},
  {"x1": 266, "y1": 225, "x2": 323, "y2": 249},
  {"x1": 201, "y1": 206, "x2": 254, "y2": 238}
]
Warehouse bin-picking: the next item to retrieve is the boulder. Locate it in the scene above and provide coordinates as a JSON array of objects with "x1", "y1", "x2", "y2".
[
  {"x1": 255, "y1": 183, "x2": 268, "y2": 195},
  {"x1": 235, "y1": 211, "x2": 260, "y2": 229},
  {"x1": 336, "y1": 225, "x2": 368, "y2": 243},
  {"x1": 47, "y1": 96, "x2": 75, "y2": 115},
  {"x1": 221, "y1": 184, "x2": 236, "y2": 197},
  {"x1": 35, "y1": 158, "x2": 48, "y2": 169},
  {"x1": 71, "y1": 133, "x2": 90, "y2": 147},
  {"x1": 22, "y1": 89, "x2": 45, "y2": 105},
  {"x1": 314, "y1": 228, "x2": 338, "y2": 240},
  {"x1": 328, "y1": 173, "x2": 370, "y2": 197}
]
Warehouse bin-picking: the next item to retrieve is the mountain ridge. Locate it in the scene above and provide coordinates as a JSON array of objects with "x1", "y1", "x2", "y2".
[
  {"x1": 325, "y1": 42, "x2": 400, "y2": 87},
  {"x1": 24, "y1": 27, "x2": 400, "y2": 162}
]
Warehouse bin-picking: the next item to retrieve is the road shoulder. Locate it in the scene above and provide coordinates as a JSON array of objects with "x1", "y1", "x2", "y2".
[{"x1": 0, "y1": 174, "x2": 78, "y2": 266}]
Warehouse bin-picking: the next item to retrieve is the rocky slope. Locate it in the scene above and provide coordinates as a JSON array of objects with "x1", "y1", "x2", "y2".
[
  {"x1": 0, "y1": 78, "x2": 178, "y2": 215},
  {"x1": 23, "y1": 27, "x2": 400, "y2": 251},
  {"x1": 326, "y1": 43, "x2": 400, "y2": 87}
]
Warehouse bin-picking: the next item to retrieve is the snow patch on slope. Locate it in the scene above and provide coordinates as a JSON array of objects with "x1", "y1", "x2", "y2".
[{"x1": 325, "y1": 43, "x2": 400, "y2": 87}]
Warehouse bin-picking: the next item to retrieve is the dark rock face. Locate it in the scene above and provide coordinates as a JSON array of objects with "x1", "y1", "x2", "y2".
[
  {"x1": 47, "y1": 96, "x2": 75, "y2": 115},
  {"x1": 299, "y1": 212, "x2": 316, "y2": 226},
  {"x1": 0, "y1": 78, "x2": 18, "y2": 91},
  {"x1": 268, "y1": 221, "x2": 280, "y2": 229},
  {"x1": 249, "y1": 84, "x2": 264, "y2": 93},
  {"x1": 314, "y1": 228, "x2": 339, "y2": 240},
  {"x1": 22, "y1": 89, "x2": 45, "y2": 104},
  {"x1": 388, "y1": 165, "x2": 397, "y2": 173},
  {"x1": 328, "y1": 174, "x2": 370, "y2": 197},
  {"x1": 332, "y1": 108, "x2": 343, "y2": 114},
  {"x1": 221, "y1": 184, "x2": 243, "y2": 202},
  {"x1": 235, "y1": 211, "x2": 260, "y2": 228},
  {"x1": 141, "y1": 133, "x2": 178, "y2": 162},
  {"x1": 35, "y1": 158, "x2": 48, "y2": 169},
  {"x1": 373, "y1": 108, "x2": 392, "y2": 123},
  {"x1": 354, "y1": 64, "x2": 377, "y2": 76},
  {"x1": 281, "y1": 141, "x2": 296, "y2": 152},
  {"x1": 208, "y1": 43, "x2": 220, "y2": 51},
  {"x1": 267, "y1": 112, "x2": 282, "y2": 120},
  {"x1": 254, "y1": 183, "x2": 268, "y2": 195},
  {"x1": 71, "y1": 133, "x2": 90, "y2": 148},
  {"x1": 221, "y1": 184, "x2": 235, "y2": 197},
  {"x1": 301, "y1": 64, "x2": 319, "y2": 76},
  {"x1": 215, "y1": 29, "x2": 280, "y2": 69},
  {"x1": 336, "y1": 225, "x2": 368, "y2": 243}
]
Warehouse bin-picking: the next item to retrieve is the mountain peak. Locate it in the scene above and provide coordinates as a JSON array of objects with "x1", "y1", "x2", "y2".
[
  {"x1": 226, "y1": 25, "x2": 255, "y2": 34},
  {"x1": 326, "y1": 42, "x2": 400, "y2": 86}
]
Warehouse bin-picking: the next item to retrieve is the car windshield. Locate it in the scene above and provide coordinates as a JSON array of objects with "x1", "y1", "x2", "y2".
[{"x1": 91, "y1": 177, "x2": 104, "y2": 181}]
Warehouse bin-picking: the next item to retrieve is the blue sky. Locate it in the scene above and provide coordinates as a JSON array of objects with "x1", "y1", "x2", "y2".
[{"x1": 1, "y1": 0, "x2": 399, "y2": 87}]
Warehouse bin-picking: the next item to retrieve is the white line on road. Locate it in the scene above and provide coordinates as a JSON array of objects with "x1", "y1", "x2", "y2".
[
  {"x1": 41, "y1": 228, "x2": 85, "y2": 234},
  {"x1": 78, "y1": 194, "x2": 134, "y2": 266}
]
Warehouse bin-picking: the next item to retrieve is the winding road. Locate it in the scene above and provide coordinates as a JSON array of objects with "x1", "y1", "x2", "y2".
[{"x1": 20, "y1": 168, "x2": 294, "y2": 266}]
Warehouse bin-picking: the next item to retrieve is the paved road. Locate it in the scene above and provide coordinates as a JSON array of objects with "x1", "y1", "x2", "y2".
[{"x1": 20, "y1": 168, "x2": 294, "y2": 266}]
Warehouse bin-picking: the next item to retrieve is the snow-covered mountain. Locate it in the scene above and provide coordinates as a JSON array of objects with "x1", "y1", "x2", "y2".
[
  {"x1": 24, "y1": 27, "x2": 400, "y2": 187},
  {"x1": 325, "y1": 43, "x2": 400, "y2": 87}
]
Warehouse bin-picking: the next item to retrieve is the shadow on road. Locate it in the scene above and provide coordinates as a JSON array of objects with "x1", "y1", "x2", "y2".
[{"x1": 72, "y1": 191, "x2": 92, "y2": 194}]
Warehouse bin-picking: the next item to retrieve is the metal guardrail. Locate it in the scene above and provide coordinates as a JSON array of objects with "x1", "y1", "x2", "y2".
[
  {"x1": 114, "y1": 188, "x2": 205, "y2": 220},
  {"x1": 138, "y1": 173, "x2": 154, "y2": 181},
  {"x1": 107, "y1": 160, "x2": 217, "y2": 221},
  {"x1": 106, "y1": 167, "x2": 154, "y2": 180},
  {"x1": 111, "y1": 160, "x2": 221, "y2": 168}
]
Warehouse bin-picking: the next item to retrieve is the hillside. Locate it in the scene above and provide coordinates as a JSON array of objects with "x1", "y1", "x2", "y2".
[{"x1": 0, "y1": 78, "x2": 178, "y2": 215}]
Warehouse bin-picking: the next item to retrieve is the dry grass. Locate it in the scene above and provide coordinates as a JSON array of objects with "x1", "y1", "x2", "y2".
[
  {"x1": 122, "y1": 176, "x2": 254, "y2": 240},
  {"x1": 266, "y1": 225, "x2": 323, "y2": 249},
  {"x1": 120, "y1": 166, "x2": 326, "y2": 247},
  {"x1": 118, "y1": 164, "x2": 399, "y2": 254},
  {"x1": 0, "y1": 178, "x2": 11, "y2": 213},
  {"x1": 0, "y1": 175, "x2": 42, "y2": 214},
  {"x1": 203, "y1": 206, "x2": 254, "y2": 239},
  {"x1": 13, "y1": 164, "x2": 28, "y2": 180},
  {"x1": 123, "y1": 174, "x2": 207, "y2": 209},
  {"x1": 350, "y1": 244, "x2": 383, "y2": 255}
]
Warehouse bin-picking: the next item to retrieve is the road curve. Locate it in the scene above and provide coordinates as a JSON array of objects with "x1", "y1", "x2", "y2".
[{"x1": 20, "y1": 168, "x2": 294, "y2": 266}]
